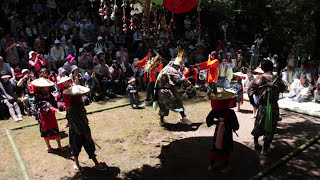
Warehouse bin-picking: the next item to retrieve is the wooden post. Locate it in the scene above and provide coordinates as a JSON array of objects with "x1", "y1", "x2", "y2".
[{"x1": 142, "y1": 0, "x2": 151, "y2": 29}]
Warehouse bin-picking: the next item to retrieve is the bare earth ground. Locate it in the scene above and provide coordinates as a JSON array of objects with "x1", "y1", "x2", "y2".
[{"x1": 0, "y1": 92, "x2": 320, "y2": 180}]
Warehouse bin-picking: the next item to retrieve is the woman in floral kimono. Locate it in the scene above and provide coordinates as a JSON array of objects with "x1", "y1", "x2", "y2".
[{"x1": 32, "y1": 78, "x2": 64, "y2": 153}]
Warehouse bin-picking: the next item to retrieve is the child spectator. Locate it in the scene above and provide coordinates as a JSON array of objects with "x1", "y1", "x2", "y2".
[
  {"x1": 126, "y1": 77, "x2": 141, "y2": 109},
  {"x1": 232, "y1": 72, "x2": 244, "y2": 112}
]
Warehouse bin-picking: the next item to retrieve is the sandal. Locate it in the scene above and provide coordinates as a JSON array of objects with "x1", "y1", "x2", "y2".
[{"x1": 47, "y1": 148, "x2": 54, "y2": 153}]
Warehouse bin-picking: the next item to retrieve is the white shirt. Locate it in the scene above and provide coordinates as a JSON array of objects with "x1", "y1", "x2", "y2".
[{"x1": 50, "y1": 46, "x2": 65, "y2": 61}]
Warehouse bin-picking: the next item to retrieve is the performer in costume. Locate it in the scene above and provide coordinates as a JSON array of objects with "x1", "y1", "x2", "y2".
[
  {"x1": 32, "y1": 78, "x2": 64, "y2": 153},
  {"x1": 154, "y1": 58, "x2": 192, "y2": 126},
  {"x1": 65, "y1": 85, "x2": 106, "y2": 171},
  {"x1": 136, "y1": 49, "x2": 163, "y2": 106},
  {"x1": 199, "y1": 51, "x2": 219, "y2": 100},
  {"x1": 248, "y1": 60, "x2": 285, "y2": 155},
  {"x1": 206, "y1": 90, "x2": 239, "y2": 173}
]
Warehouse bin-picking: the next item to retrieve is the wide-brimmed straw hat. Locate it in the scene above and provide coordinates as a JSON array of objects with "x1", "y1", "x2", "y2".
[
  {"x1": 57, "y1": 76, "x2": 71, "y2": 84},
  {"x1": 63, "y1": 85, "x2": 90, "y2": 95},
  {"x1": 254, "y1": 67, "x2": 264, "y2": 74},
  {"x1": 210, "y1": 90, "x2": 237, "y2": 110},
  {"x1": 31, "y1": 78, "x2": 55, "y2": 87},
  {"x1": 1, "y1": 75, "x2": 11, "y2": 79}
]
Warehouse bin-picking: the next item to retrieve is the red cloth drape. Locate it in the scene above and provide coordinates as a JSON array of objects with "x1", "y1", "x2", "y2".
[{"x1": 163, "y1": 0, "x2": 198, "y2": 14}]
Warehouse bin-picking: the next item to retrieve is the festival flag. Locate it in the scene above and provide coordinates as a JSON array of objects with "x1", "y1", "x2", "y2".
[{"x1": 163, "y1": 0, "x2": 198, "y2": 14}]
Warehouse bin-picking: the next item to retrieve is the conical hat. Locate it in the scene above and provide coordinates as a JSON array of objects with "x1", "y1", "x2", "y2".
[
  {"x1": 31, "y1": 78, "x2": 54, "y2": 87},
  {"x1": 63, "y1": 85, "x2": 90, "y2": 95},
  {"x1": 210, "y1": 89, "x2": 236, "y2": 100},
  {"x1": 57, "y1": 76, "x2": 71, "y2": 84}
]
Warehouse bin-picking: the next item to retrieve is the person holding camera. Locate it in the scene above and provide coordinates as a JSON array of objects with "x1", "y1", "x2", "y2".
[{"x1": 28, "y1": 51, "x2": 46, "y2": 77}]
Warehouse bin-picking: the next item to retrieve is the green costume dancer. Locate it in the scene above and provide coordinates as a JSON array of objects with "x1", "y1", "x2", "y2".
[
  {"x1": 248, "y1": 60, "x2": 285, "y2": 155},
  {"x1": 153, "y1": 59, "x2": 192, "y2": 126}
]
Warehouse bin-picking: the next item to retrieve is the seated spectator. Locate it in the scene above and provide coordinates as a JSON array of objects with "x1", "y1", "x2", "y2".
[
  {"x1": 48, "y1": 40, "x2": 65, "y2": 72},
  {"x1": 116, "y1": 46, "x2": 128, "y2": 64},
  {"x1": 282, "y1": 65, "x2": 298, "y2": 90},
  {"x1": 57, "y1": 67, "x2": 67, "y2": 82},
  {"x1": 65, "y1": 39, "x2": 77, "y2": 57},
  {"x1": 17, "y1": 69, "x2": 36, "y2": 115},
  {"x1": 0, "y1": 56, "x2": 15, "y2": 80},
  {"x1": 63, "y1": 55, "x2": 76, "y2": 74},
  {"x1": 105, "y1": 48, "x2": 116, "y2": 66},
  {"x1": 29, "y1": 51, "x2": 46, "y2": 77},
  {"x1": 84, "y1": 65, "x2": 103, "y2": 101},
  {"x1": 110, "y1": 60, "x2": 125, "y2": 95},
  {"x1": 0, "y1": 75, "x2": 23, "y2": 121},
  {"x1": 93, "y1": 51, "x2": 104, "y2": 66},
  {"x1": 95, "y1": 36, "x2": 107, "y2": 53},
  {"x1": 78, "y1": 49, "x2": 92, "y2": 75},
  {"x1": 296, "y1": 63, "x2": 312, "y2": 82},
  {"x1": 217, "y1": 59, "x2": 233, "y2": 89},
  {"x1": 69, "y1": 65, "x2": 84, "y2": 85},
  {"x1": 313, "y1": 76, "x2": 320, "y2": 103},
  {"x1": 287, "y1": 74, "x2": 312, "y2": 102},
  {"x1": 39, "y1": 68, "x2": 49, "y2": 79}
]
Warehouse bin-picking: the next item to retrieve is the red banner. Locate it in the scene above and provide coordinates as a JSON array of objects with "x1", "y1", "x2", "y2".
[{"x1": 163, "y1": 0, "x2": 198, "y2": 14}]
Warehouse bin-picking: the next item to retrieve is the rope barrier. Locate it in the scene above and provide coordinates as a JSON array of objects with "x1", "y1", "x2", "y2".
[
  {"x1": 5, "y1": 129, "x2": 30, "y2": 180},
  {"x1": 251, "y1": 132, "x2": 320, "y2": 180}
]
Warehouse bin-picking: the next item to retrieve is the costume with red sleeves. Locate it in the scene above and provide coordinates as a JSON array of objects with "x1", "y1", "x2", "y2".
[
  {"x1": 35, "y1": 90, "x2": 60, "y2": 140},
  {"x1": 200, "y1": 58, "x2": 219, "y2": 83},
  {"x1": 183, "y1": 68, "x2": 198, "y2": 84},
  {"x1": 136, "y1": 56, "x2": 163, "y2": 82}
]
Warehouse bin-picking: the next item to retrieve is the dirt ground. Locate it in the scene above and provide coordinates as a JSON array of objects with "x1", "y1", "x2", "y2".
[{"x1": 0, "y1": 93, "x2": 320, "y2": 180}]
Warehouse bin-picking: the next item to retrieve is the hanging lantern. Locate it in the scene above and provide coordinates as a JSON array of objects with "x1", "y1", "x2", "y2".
[{"x1": 111, "y1": 12, "x2": 116, "y2": 20}]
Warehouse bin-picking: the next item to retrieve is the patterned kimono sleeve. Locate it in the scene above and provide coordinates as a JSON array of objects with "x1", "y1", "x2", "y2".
[
  {"x1": 67, "y1": 107, "x2": 88, "y2": 135},
  {"x1": 206, "y1": 110, "x2": 218, "y2": 127}
]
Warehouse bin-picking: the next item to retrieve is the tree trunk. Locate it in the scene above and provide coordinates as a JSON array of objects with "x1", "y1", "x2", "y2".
[{"x1": 313, "y1": 10, "x2": 320, "y2": 61}]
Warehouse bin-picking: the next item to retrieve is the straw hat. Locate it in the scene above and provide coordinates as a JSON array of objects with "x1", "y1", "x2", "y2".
[
  {"x1": 233, "y1": 72, "x2": 245, "y2": 77},
  {"x1": 254, "y1": 67, "x2": 264, "y2": 74},
  {"x1": 57, "y1": 76, "x2": 71, "y2": 84},
  {"x1": 210, "y1": 90, "x2": 237, "y2": 110},
  {"x1": 63, "y1": 85, "x2": 90, "y2": 95},
  {"x1": 31, "y1": 78, "x2": 54, "y2": 87},
  {"x1": 1, "y1": 75, "x2": 11, "y2": 79}
]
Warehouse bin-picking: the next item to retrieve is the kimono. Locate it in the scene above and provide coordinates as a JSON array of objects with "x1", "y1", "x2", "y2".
[
  {"x1": 248, "y1": 73, "x2": 285, "y2": 145},
  {"x1": 155, "y1": 65, "x2": 185, "y2": 117},
  {"x1": 206, "y1": 109, "x2": 239, "y2": 162},
  {"x1": 35, "y1": 90, "x2": 60, "y2": 139}
]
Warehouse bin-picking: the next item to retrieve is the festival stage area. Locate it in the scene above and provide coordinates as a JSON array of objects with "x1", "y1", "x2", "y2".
[{"x1": 1, "y1": 94, "x2": 320, "y2": 179}]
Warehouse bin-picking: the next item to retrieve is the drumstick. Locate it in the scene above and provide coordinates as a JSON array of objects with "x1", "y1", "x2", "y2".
[
  {"x1": 94, "y1": 141, "x2": 102, "y2": 149},
  {"x1": 234, "y1": 131, "x2": 239, "y2": 137}
]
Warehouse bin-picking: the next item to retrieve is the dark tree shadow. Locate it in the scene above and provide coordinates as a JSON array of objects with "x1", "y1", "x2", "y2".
[
  {"x1": 124, "y1": 137, "x2": 260, "y2": 180},
  {"x1": 162, "y1": 122, "x2": 203, "y2": 132},
  {"x1": 238, "y1": 109, "x2": 253, "y2": 114},
  {"x1": 61, "y1": 166, "x2": 121, "y2": 180}
]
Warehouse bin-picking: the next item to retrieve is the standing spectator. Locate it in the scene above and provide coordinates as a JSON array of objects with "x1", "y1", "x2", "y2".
[
  {"x1": 220, "y1": 21, "x2": 228, "y2": 42},
  {"x1": 217, "y1": 59, "x2": 233, "y2": 89},
  {"x1": 0, "y1": 56, "x2": 15, "y2": 80},
  {"x1": 5, "y1": 38, "x2": 20, "y2": 67},
  {"x1": 224, "y1": 42, "x2": 235, "y2": 59},
  {"x1": 49, "y1": 40, "x2": 65, "y2": 72},
  {"x1": 287, "y1": 49, "x2": 298, "y2": 69},
  {"x1": 17, "y1": 69, "x2": 35, "y2": 115},
  {"x1": 29, "y1": 51, "x2": 46, "y2": 77},
  {"x1": 250, "y1": 42, "x2": 260, "y2": 69},
  {"x1": 0, "y1": 75, "x2": 23, "y2": 121},
  {"x1": 126, "y1": 77, "x2": 141, "y2": 109}
]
